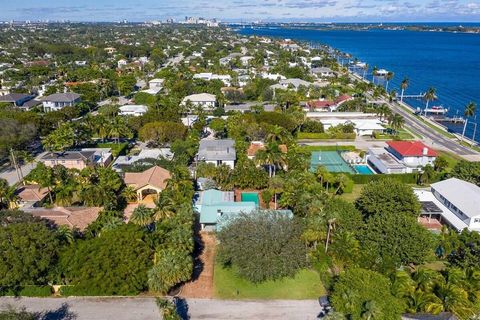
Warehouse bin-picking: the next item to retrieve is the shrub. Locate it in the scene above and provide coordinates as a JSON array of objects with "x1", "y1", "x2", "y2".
[
  {"x1": 19, "y1": 286, "x2": 52, "y2": 297},
  {"x1": 217, "y1": 210, "x2": 307, "y2": 283},
  {"x1": 297, "y1": 132, "x2": 356, "y2": 140}
]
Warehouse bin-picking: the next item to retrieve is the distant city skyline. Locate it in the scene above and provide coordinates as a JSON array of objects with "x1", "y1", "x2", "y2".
[{"x1": 1, "y1": 0, "x2": 480, "y2": 22}]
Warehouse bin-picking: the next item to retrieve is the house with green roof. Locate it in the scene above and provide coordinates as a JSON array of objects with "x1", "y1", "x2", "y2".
[{"x1": 195, "y1": 189, "x2": 257, "y2": 231}]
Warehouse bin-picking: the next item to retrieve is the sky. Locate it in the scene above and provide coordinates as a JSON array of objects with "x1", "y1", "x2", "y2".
[{"x1": 1, "y1": 0, "x2": 480, "y2": 22}]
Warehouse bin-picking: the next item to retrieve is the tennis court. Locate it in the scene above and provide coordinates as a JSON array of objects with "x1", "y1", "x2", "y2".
[{"x1": 310, "y1": 151, "x2": 355, "y2": 174}]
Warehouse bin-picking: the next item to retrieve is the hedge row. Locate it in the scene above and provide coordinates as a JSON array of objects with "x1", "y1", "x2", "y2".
[
  {"x1": 297, "y1": 132, "x2": 356, "y2": 140},
  {"x1": 339, "y1": 172, "x2": 443, "y2": 185},
  {"x1": 299, "y1": 145, "x2": 357, "y2": 152},
  {"x1": 0, "y1": 286, "x2": 52, "y2": 297}
]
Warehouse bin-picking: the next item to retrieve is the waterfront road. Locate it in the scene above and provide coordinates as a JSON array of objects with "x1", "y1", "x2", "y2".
[
  {"x1": 390, "y1": 99, "x2": 480, "y2": 159},
  {"x1": 0, "y1": 297, "x2": 322, "y2": 320},
  {"x1": 349, "y1": 73, "x2": 480, "y2": 160}
]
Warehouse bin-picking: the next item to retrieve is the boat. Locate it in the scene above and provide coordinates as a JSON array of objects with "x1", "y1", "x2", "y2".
[{"x1": 424, "y1": 105, "x2": 448, "y2": 114}]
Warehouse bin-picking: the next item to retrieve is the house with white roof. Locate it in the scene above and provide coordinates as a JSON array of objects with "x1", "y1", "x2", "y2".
[
  {"x1": 119, "y1": 104, "x2": 148, "y2": 117},
  {"x1": 182, "y1": 93, "x2": 217, "y2": 111},
  {"x1": 193, "y1": 73, "x2": 231, "y2": 86},
  {"x1": 415, "y1": 178, "x2": 480, "y2": 232},
  {"x1": 141, "y1": 78, "x2": 164, "y2": 95},
  {"x1": 112, "y1": 148, "x2": 173, "y2": 172}
]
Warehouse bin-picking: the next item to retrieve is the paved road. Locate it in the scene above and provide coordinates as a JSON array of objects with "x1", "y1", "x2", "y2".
[
  {"x1": 0, "y1": 297, "x2": 322, "y2": 320},
  {"x1": 348, "y1": 73, "x2": 480, "y2": 159},
  {"x1": 391, "y1": 100, "x2": 478, "y2": 157},
  {"x1": 184, "y1": 298, "x2": 321, "y2": 319},
  {"x1": 0, "y1": 152, "x2": 46, "y2": 186},
  {"x1": 0, "y1": 297, "x2": 161, "y2": 320}
]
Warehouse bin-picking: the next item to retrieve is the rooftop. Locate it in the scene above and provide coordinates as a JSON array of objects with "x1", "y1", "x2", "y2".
[
  {"x1": 387, "y1": 141, "x2": 438, "y2": 157},
  {"x1": 28, "y1": 206, "x2": 101, "y2": 231},
  {"x1": 42, "y1": 92, "x2": 81, "y2": 103},
  {"x1": 431, "y1": 178, "x2": 480, "y2": 218},
  {"x1": 198, "y1": 139, "x2": 236, "y2": 161},
  {"x1": 124, "y1": 166, "x2": 171, "y2": 190}
]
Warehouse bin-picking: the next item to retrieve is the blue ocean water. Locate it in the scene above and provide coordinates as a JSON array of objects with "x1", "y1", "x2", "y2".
[{"x1": 238, "y1": 27, "x2": 480, "y2": 141}]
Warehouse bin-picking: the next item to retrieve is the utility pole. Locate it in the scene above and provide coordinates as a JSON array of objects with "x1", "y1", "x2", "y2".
[{"x1": 10, "y1": 148, "x2": 22, "y2": 185}]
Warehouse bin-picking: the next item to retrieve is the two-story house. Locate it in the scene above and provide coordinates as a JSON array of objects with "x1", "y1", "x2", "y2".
[
  {"x1": 182, "y1": 93, "x2": 217, "y2": 111},
  {"x1": 197, "y1": 139, "x2": 236, "y2": 169},
  {"x1": 386, "y1": 141, "x2": 437, "y2": 172},
  {"x1": 42, "y1": 93, "x2": 81, "y2": 112}
]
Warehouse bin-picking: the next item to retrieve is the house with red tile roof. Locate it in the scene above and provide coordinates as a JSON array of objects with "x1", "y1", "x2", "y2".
[{"x1": 386, "y1": 141, "x2": 438, "y2": 171}]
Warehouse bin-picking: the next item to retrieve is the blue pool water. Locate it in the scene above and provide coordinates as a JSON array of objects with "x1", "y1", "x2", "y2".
[
  {"x1": 241, "y1": 192, "x2": 260, "y2": 207},
  {"x1": 354, "y1": 165, "x2": 375, "y2": 175},
  {"x1": 238, "y1": 27, "x2": 480, "y2": 141}
]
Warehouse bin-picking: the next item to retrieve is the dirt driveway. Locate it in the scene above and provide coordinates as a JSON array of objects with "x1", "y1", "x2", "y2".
[{"x1": 180, "y1": 232, "x2": 216, "y2": 298}]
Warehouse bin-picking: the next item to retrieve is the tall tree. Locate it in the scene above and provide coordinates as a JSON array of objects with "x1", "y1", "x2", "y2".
[{"x1": 400, "y1": 77, "x2": 409, "y2": 102}]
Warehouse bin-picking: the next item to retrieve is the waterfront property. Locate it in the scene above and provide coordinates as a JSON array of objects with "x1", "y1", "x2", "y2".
[
  {"x1": 197, "y1": 139, "x2": 236, "y2": 169},
  {"x1": 367, "y1": 141, "x2": 437, "y2": 174},
  {"x1": 414, "y1": 178, "x2": 480, "y2": 232},
  {"x1": 306, "y1": 112, "x2": 385, "y2": 136}
]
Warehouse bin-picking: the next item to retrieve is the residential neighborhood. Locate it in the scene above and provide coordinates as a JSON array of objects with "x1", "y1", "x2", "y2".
[{"x1": 0, "y1": 20, "x2": 478, "y2": 320}]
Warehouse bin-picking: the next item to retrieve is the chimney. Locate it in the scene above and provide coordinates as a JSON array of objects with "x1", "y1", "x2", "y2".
[{"x1": 423, "y1": 147, "x2": 428, "y2": 156}]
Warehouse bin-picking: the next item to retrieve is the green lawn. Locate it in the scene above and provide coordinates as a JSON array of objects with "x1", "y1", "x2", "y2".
[
  {"x1": 437, "y1": 151, "x2": 462, "y2": 171},
  {"x1": 214, "y1": 263, "x2": 325, "y2": 300},
  {"x1": 339, "y1": 184, "x2": 363, "y2": 203},
  {"x1": 375, "y1": 128, "x2": 417, "y2": 140}
]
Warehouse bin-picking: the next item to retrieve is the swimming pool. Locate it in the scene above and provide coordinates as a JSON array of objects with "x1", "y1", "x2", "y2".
[
  {"x1": 241, "y1": 192, "x2": 260, "y2": 207},
  {"x1": 354, "y1": 165, "x2": 375, "y2": 175}
]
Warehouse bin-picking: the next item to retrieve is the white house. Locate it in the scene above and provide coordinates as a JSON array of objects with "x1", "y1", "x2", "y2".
[
  {"x1": 182, "y1": 93, "x2": 217, "y2": 111},
  {"x1": 311, "y1": 67, "x2": 335, "y2": 78},
  {"x1": 367, "y1": 148, "x2": 407, "y2": 174},
  {"x1": 193, "y1": 73, "x2": 231, "y2": 86},
  {"x1": 141, "y1": 78, "x2": 164, "y2": 95},
  {"x1": 197, "y1": 139, "x2": 236, "y2": 169},
  {"x1": 119, "y1": 104, "x2": 148, "y2": 117},
  {"x1": 42, "y1": 93, "x2": 81, "y2": 112},
  {"x1": 386, "y1": 141, "x2": 437, "y2": 171},
  {"x1": 415, "y1": 178, "x2": 480, "y2": 232},
  {"x1": 117, "y1": 59, "x2": 127, "y2": 69},
  {"x1": 240, "y1": 56, "x2": 254, "y2": 66},
  {"x1": 259, "y1": 73, "x2": 286, "y2": 81}
]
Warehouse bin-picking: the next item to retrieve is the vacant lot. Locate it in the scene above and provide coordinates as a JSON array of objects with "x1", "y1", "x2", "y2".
[{"x1": 214, "y1": 264, "x2": 325, "y2": 300}]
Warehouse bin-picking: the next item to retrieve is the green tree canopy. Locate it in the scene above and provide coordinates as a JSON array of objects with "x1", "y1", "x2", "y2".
[
  {"x1": 331, "y1": 268, "x2": 404, "y2": 320},
  {"x1": 60, "y1": 224, "x2": 152, "y2": 295},
  {"x1": 217, "y1": 210, "x2": 307, "y2": 283},
  {"x1": 355, "y1": 179, "x2": 421, "y2": 218},
  {"x1": 0, "y1": 215, "x2": 59, "y2": 288}
]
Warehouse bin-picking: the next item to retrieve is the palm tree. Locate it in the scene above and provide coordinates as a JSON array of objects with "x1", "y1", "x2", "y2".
[
  {"x1": 122, "y1": 186, "x2": 138, "y2": 203},
  {"x1": 400, "y1": 77, "x2": 409, "y2": 102},
  {"x1": 423, "y1": 87, "x2": 437, "y2": 116},
  {"x1": 266, "y1": 125, "x2": 290, "y2": 144},
  {"x1": 0, "y1": 178, "x2": 17, "y2": 209},
  {"x1": 334, "y1": 174, "x2": 349, "y2": 195},
  {"x1": 418, "y1": 164, "x2": 435, "y2": 185},
  {"x1": 372, "y1": 66, "x2": 378, "y2": 84},
  {"x1": 385, "y1": 71, "x2": 394, "y2": 92},
  {"x1": 255, "y1": 143, "x2": 287, "y2": 177},
  {"x1": 389, "y1": 113, "x2": 405, "y2": 134},
  {"x1": 154, "y1": 195, "x2": 176, "y2": 221},
  {"x1": 362, "y1": 63, "x2": 369, "y2": 80},
  {"x1": 269, "y1": 176, "x2": 284, "y2": 210},
  {"x1": 462, "y1": 102, "x2": 476, "y2": 141},
  {"x1": 130, "y1": 205, "x2": 154, "y2": 227}
]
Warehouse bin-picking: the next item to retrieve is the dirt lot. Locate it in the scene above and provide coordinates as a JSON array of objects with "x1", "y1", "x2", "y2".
[{"x1": 180, "y1": 232, "x2": 216, "y2": 298}]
